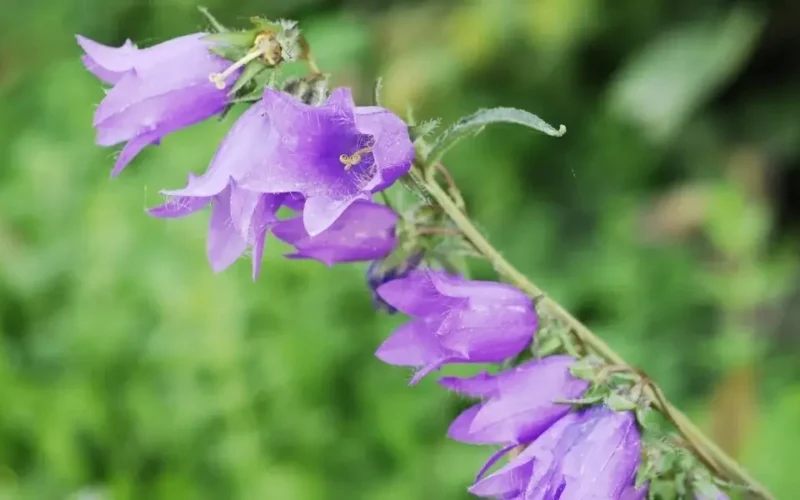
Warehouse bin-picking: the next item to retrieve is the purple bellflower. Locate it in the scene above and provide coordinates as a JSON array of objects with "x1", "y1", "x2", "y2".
[
  {"x1": 149, "y1": 179, "x2": 285, "y2": 279},
  {"x1": 77, "y1": 33, "x2": 241, "y2": 176},
  {"x1": 374, "y1": 270, "x2": 537, "y2": 384},
  {"x1": 272, "y1": 200, "x2": 399, "y2": 266},
  {"x1": 366, "y1": 249, "x2": 424, "y2": 314},
  {"x1": 469, "y1": 406, "x2": 644, "y2": 500},
  {"x1": 440, "y1": 356, "x2": 590, "y2": 447},
  {"x1": 162, "y1": 86, "x2": 414, "y2": 237}
]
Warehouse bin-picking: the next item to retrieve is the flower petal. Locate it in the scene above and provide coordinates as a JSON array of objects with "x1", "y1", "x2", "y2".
[
  {"x1": 438, "y1": 370, "x2": 499, "y2": 398},
  {"x1": 354, "y1": 105, "x2": 414, "y2": 192},
  {"x1": 375, "y1": 318, "x2": 450, "y2": 369},
  {"x1": 376, "y1": 270, "x2": 464, "y2": 317},
  {"x1": 301, "y1": 193, "x2": 363, "y2": 237},
  {"x1": 207, "y1": 187, "x2": 247, "y2": 272},
  {"x1": 148, "y1": 195, "x2": 210, "y2": 218}
]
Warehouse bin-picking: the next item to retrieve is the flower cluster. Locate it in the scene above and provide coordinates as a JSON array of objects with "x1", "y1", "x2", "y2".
[{"x1": 77, "y1": 14, "x2": 743, "y2": 500}]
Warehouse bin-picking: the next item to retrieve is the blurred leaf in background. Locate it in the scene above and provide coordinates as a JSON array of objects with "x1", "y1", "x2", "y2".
[{"x1": 1, "y1": 0, "x2": 799, "y2": 499}]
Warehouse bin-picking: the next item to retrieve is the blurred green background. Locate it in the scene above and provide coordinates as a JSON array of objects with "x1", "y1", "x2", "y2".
[{"x1": 2, "y1": 0, "x2": 800, "y2": 498}]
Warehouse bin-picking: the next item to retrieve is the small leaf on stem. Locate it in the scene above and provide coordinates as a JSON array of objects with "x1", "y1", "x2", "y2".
[{"x1": 425, "y1": 107, "x2": 566, "y2": 167}]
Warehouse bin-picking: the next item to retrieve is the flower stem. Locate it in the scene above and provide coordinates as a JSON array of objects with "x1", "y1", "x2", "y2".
[{"x1": 415, "y1": 166, "x2": 775, "y2": 500}]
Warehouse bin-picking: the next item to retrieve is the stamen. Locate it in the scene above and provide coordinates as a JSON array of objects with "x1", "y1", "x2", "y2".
[
  {"x1": 339, "y1": 141, "x2": 375, "y2": 171},
  {"x1": 209, "y1": 33, "x2": 279, "y2": 90}
]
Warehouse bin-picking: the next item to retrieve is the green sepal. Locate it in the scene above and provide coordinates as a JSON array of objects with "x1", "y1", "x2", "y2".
[
  {"x1": 218, "y1": 103, "x2": 235, "y2": 122},
  {"x1": 635, "y1": 406, "x2": 654, "y2": 429},
  {"x1": 533, "y1": 334, "x2": 563, "y2": 358},
  {"x1": 198, "y1": 6, "x2": 228, "y2": 33},
  {"x1": 568, "y1": 356, "x2": 599, "y2": 381},
  {"x1": 606, "y1": 392, "x2": 639, "y2": 412},
  {"x1": 228, "y1": 60, "x2": 268, "y2": 97},
  {"x1": 203, "y1": 29, "x2": 259, "y2": 49},
  {"x1": 554, "y1": 384, "x2": 608, "y2": 407}
]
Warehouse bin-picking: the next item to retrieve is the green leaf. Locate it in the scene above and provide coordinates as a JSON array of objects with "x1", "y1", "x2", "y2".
[
  {"x1": 197, "y1": 6, "x2": 228, "y2": 33},
  {"x1": 373, "y1": 77, "x2": 383, "y2": 107},
  {"x1": 425, "y1": 107, "x2": 566, "y2": 167},
  {"x1": 410, "y1": 119, "x2": 440, "y2": 143},
  {"x1": 202, "y1": 30, "x2": 258, "y2": 48},
  {"x1": 228, "y1": 61, "x2": 268, "y2": 97}
]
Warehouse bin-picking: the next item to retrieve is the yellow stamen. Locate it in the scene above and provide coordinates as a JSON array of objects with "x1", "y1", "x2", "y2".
[
  {"x1": 209, "y1": 32, "x2": 280, "y2": 90},
  {"x1": 339, "y1": 142, "x2": 375, "y2": 171}
]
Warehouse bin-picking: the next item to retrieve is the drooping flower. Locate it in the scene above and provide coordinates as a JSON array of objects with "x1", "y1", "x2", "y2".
[
  {"x1": 77, "y1": 33, "x2": 241, "y2": 176},
  {"x1": 374, "y1": 270, "x2": 537, "y2": 384},
  {"x1": 441, "y1": 355, "x2": 590, "y2": 446},
  {"x1": 469, "y1": 406, "x2": 644, "y2": 500},
  {"x1": 366, "y1": 249, "x2": 424, "y2": 314},
  {"x1": 149, "y1": 179, "x2": 284, "y2": 279},
  {"x1": 160, "y1": 87, "x2": 414, "y2": 237},
  {"x1": 271, "y1": 200, "x2": 398, "y2": 266}
]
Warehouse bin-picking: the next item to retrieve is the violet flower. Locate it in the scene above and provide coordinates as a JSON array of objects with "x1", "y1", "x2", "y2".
[
  {"x1": 470, "y1": 406, "x2": 644, "y2": 500},
  {"x1": 441, "y1": 355, "x2": 590, "y2": 446},
  {"x1": 374, "y1": 270, "x2": 537, "y2": 384},
  {"x1": 272, "y1": 200, "x2": 398, "y2": 266},
  {"x1": 149, "y1": 179, "x2": 284, "y2": 279},
  {"x1": 366, "y1": 249, "x2": 424, "y2": 314},
  {"x1": 77, "y1": 33, "x2": 241, "y2": 176},
  {"x1": 160, "y1": 87, "x2": 414, "y2": 236}
]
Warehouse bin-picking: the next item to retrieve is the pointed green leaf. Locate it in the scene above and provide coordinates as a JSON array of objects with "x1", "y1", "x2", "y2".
[
  {"x1": 410, "y1": 119, "x2": 441, "y2": 143},
  {"x1": 425, "y1": 107, "x2": 566, "y2": 167},
  {"x1": 203, "y1": 30, "x2": 258, "y2": 48},
  {"x1": 198, "y1": 6, "x2": 228, "y2": 33},
  {"x1": 373, "y1": 77, "x2": 383, "y2": 107},
  {"x1": 228, "y1": 61, "x2": 268, "y2": 96}
]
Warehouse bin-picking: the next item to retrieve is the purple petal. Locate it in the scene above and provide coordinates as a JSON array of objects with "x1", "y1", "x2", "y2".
[
  {"x1": 437, "y1": 305, "x2": 535, "y2": 361},
  {"x1": 438, "y1": 370, "x2": 499, "y2": 398},
  {"x1": 467, "y1": 357, "x2": 589, "y2": 445},
  {"x1": 273, "y1": 200, "x2": 397, "y2": 265},
  {"x1": 447, "y1": 404, "x2": 495, "y2": 444},
  {"x1": 111, "y1": 131, "x2": 160, "y2": 176},
  {"x1": 148, "y1": 195, "x2": 211, "y2": 218},
  {"x1": 75, "y1": 35, "x2": 138, "y2": 75},
  {"x1": 353, "y1": 106, "x2": 414, "y2": 192},
  {"x1": 162, "y1": 104, "x2": 270, "y2": 198},
  {"x1": 375, "y1": 318, "x2": 450, "y2": 370},
  {"x1": 376, "y1": 270, "x2": 465, "y2": 317},
  {"x1": 301, "y1": 193, "x2": 363, "y2": 237},
  {"x1": 207, "y1": 187, "x2": 247, "y2": 272}
]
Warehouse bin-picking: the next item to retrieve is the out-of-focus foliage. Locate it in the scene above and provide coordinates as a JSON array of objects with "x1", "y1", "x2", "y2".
[{"x1": 1, "y1": 0, "x2": 799, "y2": 498}]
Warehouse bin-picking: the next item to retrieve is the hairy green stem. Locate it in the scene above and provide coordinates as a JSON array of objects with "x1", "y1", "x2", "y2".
[{"x1": 414, "y1": 167, "x2": 774, "y2": 500}]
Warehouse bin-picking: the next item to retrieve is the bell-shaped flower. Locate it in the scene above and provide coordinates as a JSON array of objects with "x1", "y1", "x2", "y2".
[
  {"x1": 149, "y1": 179, "x2": 284, "y2": 279},
  {"x1": 470, "y1": 406, "x2": 644, "y2": 500},
  {"x1": 366, "y1": 249, "x2": 424, "y2": 314},
  {"x1": 374, "y1": 270, "x2": 537, "y2": 384},
  {"x1": 271, "y1": 200, "x2": 398, "y2": 266},
  {"x1": 159, "y1": 87, "x2": 414, "y2": 236},
  {"x1": 441, "y1": 355, "x2": 590, "y2": 447},
  {"x1": 77, "y1": 33, "x2": 241, "y2": 176}
]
